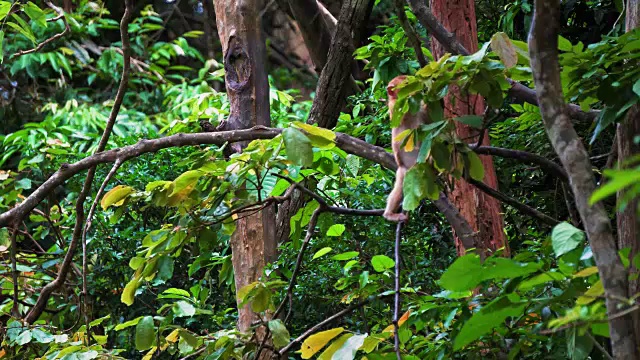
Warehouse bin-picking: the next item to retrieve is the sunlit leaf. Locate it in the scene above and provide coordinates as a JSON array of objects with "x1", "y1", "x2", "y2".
[
  {"x1": 135, "y1": 316, "x2": 155, "y2": 351},
  {"x1": 299, "y1": 327, "x2": 344, "y2": 359},
  {"x1": 551, "y1": 222, "x2": 585, "y2": 257}
]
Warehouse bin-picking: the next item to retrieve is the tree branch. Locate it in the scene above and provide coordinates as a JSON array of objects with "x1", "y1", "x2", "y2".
[
  {"x1": 529, "y1": 0, "x2": 637, "y2": 356},
  {"x1": 406, "y1": 0, "x2": 599, "y2": 123},
  {"x1": 393, "y1": 0, "x2": 428, "y2": 67},
  {"x1": 11, "y1": 1, "x2": 70, "y2": 58},
  {"x1": 469, "y1": 178, "x2": 560, "y2": 226},
  {"x1": 472, "y1": 145, "x2": 568, "y2": 181}
]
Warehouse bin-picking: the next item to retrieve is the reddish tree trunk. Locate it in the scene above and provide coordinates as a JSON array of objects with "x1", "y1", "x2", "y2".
[{"x1": 429, "y1": 0, "x2": 509, "y2": 257}]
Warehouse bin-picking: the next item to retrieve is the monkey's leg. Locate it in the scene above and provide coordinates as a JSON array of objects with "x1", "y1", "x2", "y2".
[{"x1": 384, "y1": 167, "x2": 408, "y2": 222}]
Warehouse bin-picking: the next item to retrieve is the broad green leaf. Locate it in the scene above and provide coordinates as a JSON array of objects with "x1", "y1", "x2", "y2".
[
  {"x1": 633, "y1": 79, "x2": 640, "y2": 97},
  {"x1": 129, "y1": 257, "x2": 145, "y2": 270},
  {"x1": 15, "y1": 330, "x2": 33, "y2": 345},
  {"x1": 317, "y1": 333, "x2": 353, "y2": 360},
  {"x1": 101, "y1": 185, "x2": 134, "y2": 210},
  {"x1": 121, "y1": 275, "x2": 141, "y2": 306},
  {"x1": 403, "y1": 163, "x2": 439, "y2": 211},
  {"x1": 326, "y1": 224, "x2": 345, "y2": 237},
  {"x1": 577, "y1": 280, "x2": 604, "y2": 305},
  {"x1": 283, "y1": 127, "x2": 313, "y2": 167},
  {"x1": 345, "y1": 154, "x2": 360, "y2": 176},
  {"x1": 31, "y1": 328, "x2": 54, "y2": 344},
  {"x1": 237, "y1": 281, "x2": 260, "y2": 303},
  {"x1": 114, "y1": 317, "x2": 142, "y2": 331},
  {"x1": 590, "y1": 170, "x2": 640, "y2": 204},
  {"x1": 268, "y1": 320, "x2": 290, "y2": 349},
  {"x1": 371, "y1": 255, "x2": 395, "y2": 272},
  {"x1": 313, "y1": 247, "x2": 333, "y2": 260},
  {"x1": 491, "y1": 32, "x2": 517, "y2": 68},
  {"x1": 454, "y1": 296, "x2": 527, "y2": 350},
  {"x1": 0, "y1": 2, "x2": 10, "y2": 21},
  {"x1": 251, "y1": 285, "x2": 270, "y2": 312},
  {"x1": 330, "y1": 333, "x2": 367, "y2": 360},
  {"x1": 551, "y1": 222, "x2": 585, "y2": 257},
  {"x1": 299, "y1": 327, "x2": 344, "y2": 359},
  {"x1": 172, "y1": 300, "x2": 196, "y2": 317},
  {"x1": 332, "y1": 251, "x2": 359, "y2": 261},
  {"x1": 294, "y1": 122, "x2": 336, "y2": 149},
  {"x1": 359, "y1": 334, "x2": 387, "y2": 353},
  {"x1": 558, "y1": 35, "x2": 572, "y2": 51},
  {"x1": 453, "y1": 115, "x2": 483, "y2": 129},
  {"x1": 440, "y1": 255, "x2": 484, "y2": 291},
  {"x1": 466, "y1": 152, "x2": 485, "y2": 181},
  {"x1": 24, "y1": 2, "x2": 47, "y2": 28},
  {"x1": 169, "y1": 170, "x2": 202, "y2": 198},
  {"x1": 135, "y1": 316, "x2": 155, "y2": 351},
  {"x1": 517, "y1": 272, "x2": 565, "y2": 291}
]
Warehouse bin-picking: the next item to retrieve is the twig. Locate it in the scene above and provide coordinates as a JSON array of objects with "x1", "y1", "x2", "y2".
[
  {"x1": 585, "y1": 331, "x2": 614, "y2": 360},
  {"x1": 10, "y1": 225, "x2": 19, "y2": 317},
  {"x1": 393, "y1": 0, "x2": 427, "y2": 67},
  {"x1": 472, "y1": 145, "x2": 568, "y2": 181},
  {"x1": 81, "y1": 159, "x2": 123, "y2": 343},
  {"x1": 393, "y1": 221, "x2": 403, "y2": 360},
  {"x1": 11, "y1": 1, "x2": 70, "y2": 58}
]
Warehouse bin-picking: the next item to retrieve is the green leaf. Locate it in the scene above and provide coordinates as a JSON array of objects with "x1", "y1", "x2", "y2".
[
  {"x1": 317, "y1": 333, "x2": 353, "y2": 360},
  {"x1": 24, "y1": 2, "x2": 47, "y2": 28},
  {"x1": 0, "y1": 2, "x2": 10, "y2": 21},
  {"x1": 135, "y1": 316, "x2": 155, "y2": 351},
  {"x1": 326, "y1": 224, "x2": 345, "y2": 237},
  {"x1": 453, "y1": 115, "x2": 483, "y2": 129},
  {"x1": 490, "y1": 32, "x2": 517, "y2": 68},
  {"x1": 371, "y1": 255, "x2": 395, "y2": 272},
  {"x1": 172, "y1": 300, "x2": 196, "y2": 317},
  {"x1": 440, "y1": 255, "x2": 542, "y2": 291},
  {"x1": 101, "y1": 185, "x2": 134, "y2": 210},
  {"x1": 551, "y1": 222, "x2": 585, "y2": 257},
  {"x1": 466, "y1": 152, "x2": 485, "y2": 181},
  {"x1": 169, "y1": 170, "x2": 202, "y2": 198},
  {"x1": 269, "y1": 320, "x2": 291, "y2": 349},
  {"x1": 31, "y1": 328, "x2": 54, "y2": 344},
  {"x1": 454, "y1": 296, "x2": 527, "y2": 350},
  {"x1": 251, "y1": 285, "x2": 270, "y2": 312},
  {"x1": 114, "y1": 317, "x2": 142, "y2": 331},
  {"x1": 9, "y1": 15, "x2": 36, "y2": 43},
  {"x1": 0, "y1": 30, "x2": 5, "y2": 64},
  {"x1": 558, "y1": 35, "x2": 572, "y2": 51},
  {"x1": 591, "y1": 170, "x2": 640, "y2": 204},
  {"x1": 345, "y1": 154, "x2": 360, "y2": 176},
  {"x1": 633, "y1": 79, "x2": 640, "y2": 97},
  {"x1": 299, "y1": 328, "x2": 344, "y2": 359},
  {"x1": 294, "y1": 122, "x2": 336, "y2": 149},
  {"x1": 313, "y1": 247, "x2": 333, "y2": 260},
  {"x1": 15, "y1": 330, "x2": 33, "y2": 345},
  {"x1": 15, "y1": 177, "x2": 32, "y2": 190},
  {"x1": 283, "y1": 127, "x2": 313, "y2": 167},
  {"x1": 403, "y1": 163, "x2": 439, "y2": 210},
  {"x1": 518, "y1": 271, "x2": 566, "y2": 291},
  {"x1": 327, "y1": 333, "x2": 366, "y2": 360},
  {"x1": 121, "y1": 275, "x2": 141, "y2": 306},
  {"x1": 332, "y1": 251, "x2": 359, "y2": 261}
]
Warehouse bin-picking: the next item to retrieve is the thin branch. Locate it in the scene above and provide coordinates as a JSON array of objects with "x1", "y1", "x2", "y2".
[
  {"x1": 393, "y1": 221, "x2": 403, "y2": 360},
  {"x1": 393, "y1": 0, "x2": 427, "y2": 67},
  {"x1": 23, "y1": 0, "x2": 133, "y2": 324},
  {"x1": 10, "y1": 225, "x2": 19, "y2": 317},
  {"x1": 11, "y1": 1, "x2": 70, "y2": 58},
  {"x1": 472, "y1": 146, "x2": 567, "y2": 182},
  {"x1": 81, "y1": 159, "x2": 123, "y2": 343}
]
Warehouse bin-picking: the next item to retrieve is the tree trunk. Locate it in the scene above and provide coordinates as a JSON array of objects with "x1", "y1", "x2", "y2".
[
  {"x1": 212, "y1": 0, "x2": 277, "y2": 345},
  {"x1": 428, "y1": 0, "x2": 509, "y2": 257},
  {"x1": 618, "y1": 0, "x2": 640, "y2": 345}
]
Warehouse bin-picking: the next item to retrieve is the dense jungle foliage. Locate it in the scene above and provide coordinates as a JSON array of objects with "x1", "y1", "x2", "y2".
[{"x1": 0, "y1": 0, "x2": 639, "y2": 359}]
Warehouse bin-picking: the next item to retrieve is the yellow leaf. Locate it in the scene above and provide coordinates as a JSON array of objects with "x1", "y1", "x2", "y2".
[
  {"x1": 317, "y1": 333, "x2": 353, "y2": 360},
  {"x1": 299, "y1": 327, "x2": 344, "y2": 359},
  {"x1": 294, "y1": 122, "x2": 336, "y2": 149},
  {"x1": 142, "y1": 347, "x2": 156, "y2": 360},
  {"x1": 101, "y1": 185, "x2": 134, "y2": 210},
  {"x1": 573, "y1": 266, "x2": 599, "y2": 278},
  {"x1": 403, "y1": 133, "x2": 415, "y2": 152},
  {"x1": 166, "y1": 329, "x2": 180, "y2": 343},
  {"x1": 577, "y1": 280, "x2": 604, "y2": 305},
  {"x1": 382, "y1": 310, "x2": 411, "y2": 334}
]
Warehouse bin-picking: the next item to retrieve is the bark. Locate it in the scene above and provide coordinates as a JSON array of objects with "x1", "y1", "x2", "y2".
[
  {"x1": 619, "y1": 0, "x2": 640, "y2": 345},
  {"x1": 212, "y1": 0, "x2": 277, "y2": 343},
  {"x1": 529, "y1": 0, "x2": 638, "y2": 356},
  {"x1": 428, "y1": 0, "x2": 509, "y2": 257},
  {"x1": 308, "y1": 0, "x2": 370, "y2": 129}
]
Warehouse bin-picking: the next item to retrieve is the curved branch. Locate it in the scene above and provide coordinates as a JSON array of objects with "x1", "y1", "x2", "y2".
[
  {"x1": 468, "y1": 178, "x2": 560, "y2": 226},
  {"x1": 472, "y1": 145, "x2": 568, "y2": 181},
  {"x1": 11, "y1": 1, "x2": 70, "y2": 58}
]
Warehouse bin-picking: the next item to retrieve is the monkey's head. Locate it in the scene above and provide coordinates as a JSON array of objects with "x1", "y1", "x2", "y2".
[{"x1": 386, "y1": 75, "x2": 408, "y2": 101}]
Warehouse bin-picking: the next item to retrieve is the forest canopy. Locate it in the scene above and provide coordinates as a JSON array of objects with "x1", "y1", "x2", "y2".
[{"x1": 1, "y1": 0, "x2": 639, "y2": 359}]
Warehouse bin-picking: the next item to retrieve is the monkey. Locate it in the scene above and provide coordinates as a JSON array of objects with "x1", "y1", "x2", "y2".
[{"x1": 383, "y1": 75, "x2": 427, "y2": 222}]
